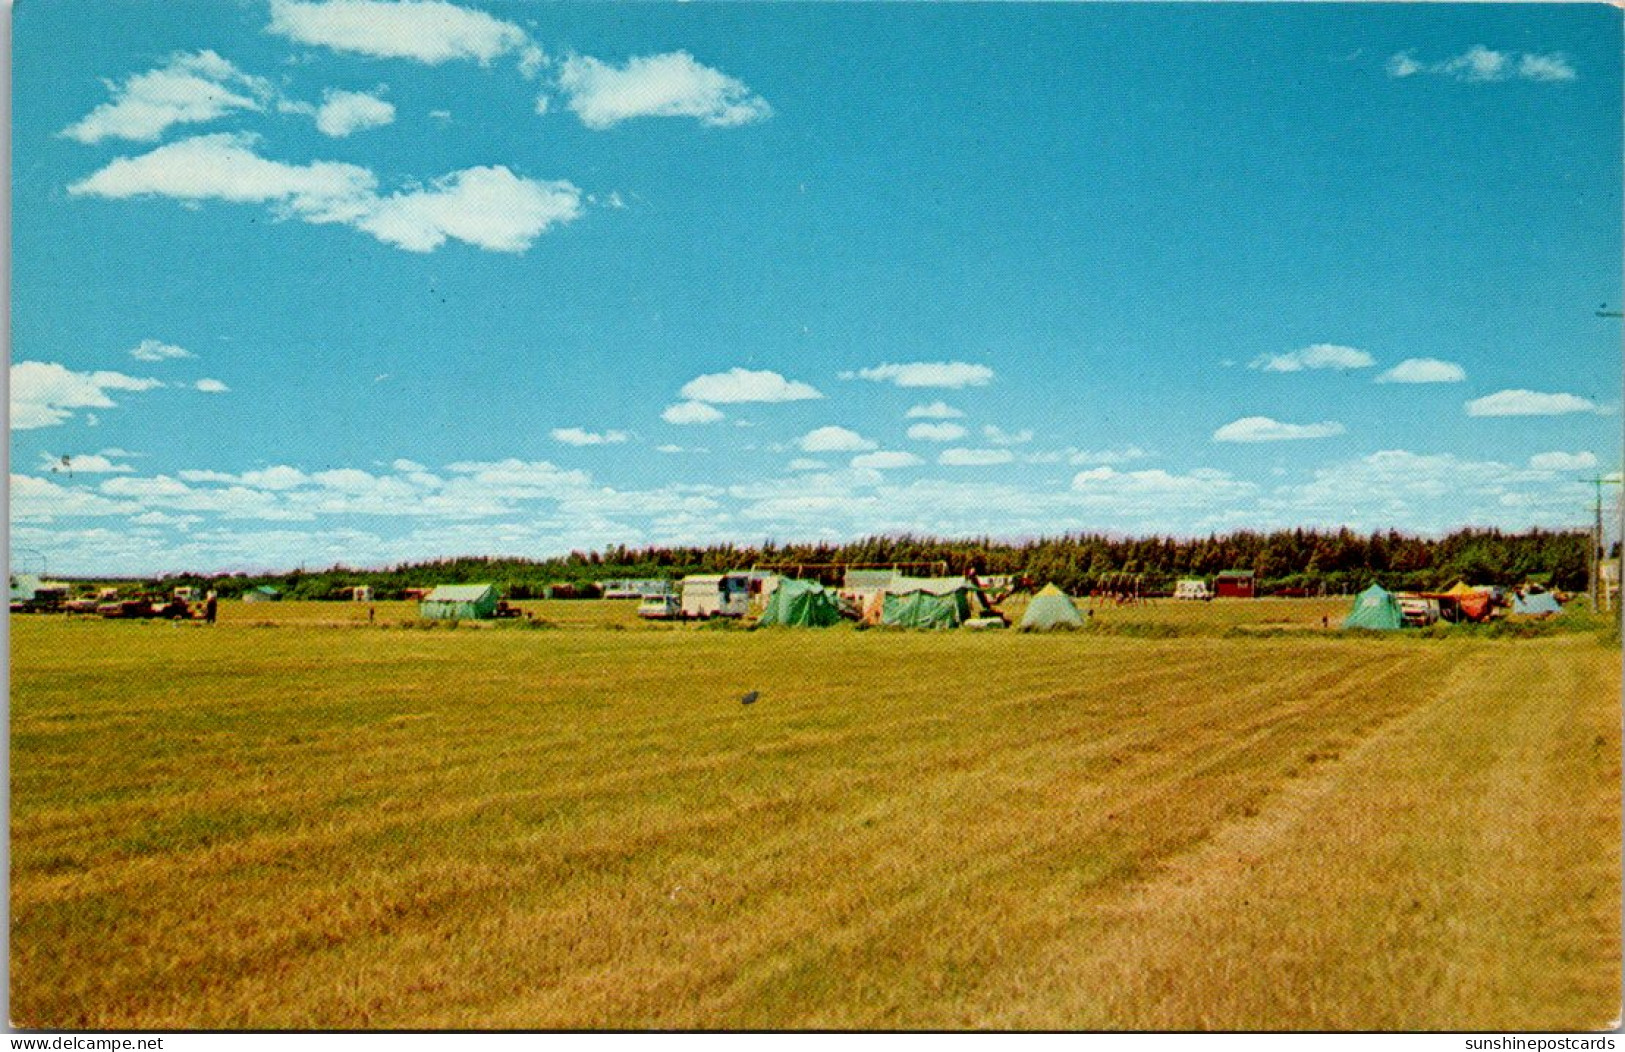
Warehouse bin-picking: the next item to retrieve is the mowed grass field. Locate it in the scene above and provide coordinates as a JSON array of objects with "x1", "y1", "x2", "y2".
[{"x1": 10, "y1": 599, "x2": 1620, "y2": 1030}]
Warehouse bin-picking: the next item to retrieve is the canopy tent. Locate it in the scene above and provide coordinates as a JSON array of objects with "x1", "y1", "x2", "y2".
[
  {"x1": 1437, "y1": 581, "x2": 1494, "y2": 621},
  {"x1": 420, "y1": 583, "x2": 499, "y2": 620},
  {"x1": 882, "y1": 587, "x2": 973, "y2": 629},
  {"x1": 1512, "y1": 591, "x2": 1562, "y2": 616},
  {"x1": 1019, "y1": 583, "x2": 1085, "y2": 630},
  {"x1": 757, "y1": 577, "x2": 843, "y2": 627},
  {"x1": 1343, "y1": 584, "x2": 1404, "y2": 630}
]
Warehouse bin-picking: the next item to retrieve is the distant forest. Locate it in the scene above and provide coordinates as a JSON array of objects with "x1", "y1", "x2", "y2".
[{"x1": 142, "y1": 527, "x2": 1597, "y2": 600}]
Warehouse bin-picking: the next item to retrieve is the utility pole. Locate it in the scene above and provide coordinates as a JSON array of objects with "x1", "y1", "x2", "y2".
[{"x1": 1584, "y1": 475, "x2": 1622, "y2": 613}]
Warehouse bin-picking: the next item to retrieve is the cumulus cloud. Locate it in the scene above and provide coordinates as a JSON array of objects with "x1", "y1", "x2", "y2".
[
  {"x1": 1388, "y1": 46, "x2": 1576, "y2": 83},
  {"x1": 551, "y1": 427, "x2": 628, "y2": 446},
  {"x1": 787, "y1": 458, "x2": 828, "y2": 471},
  {"x1": 798, "y1": 426, "x2": 876, "y2": 453},
  {"x1": 906, "y1": 422, "x2": 967, "y2": 442},
  {"x1": 69, "y1": 134, "x2": 581, "y2": 254},
  {"x1": 1464, "y1": 389, "x2": 1601, "y2": 417},
  {"x1": 62, "y1": 50, "x2": 271, "y2": 144},
  {"x1": 1528, "y1": 451, "x2": 1598, "y2": 471},
  {"x1": 556, "y1": 52, "x2": 771, "y2": 129},
  {"x1": 355, "y1": 165, "x2": 583, "y2": 252},
  {"x1": 678, "y1": 368, "x2": 821, "y2": 403},
  {"x1": 315, "y1": 89, "x2": 396, "y2": 136},
  {"x1": 267, "y1": 0, "x2": 533, "y2": 66},
  {"x1": 1068, "y1": 446, "x2": 1149, "y2": 465},
  {"x1": 1071, "y1": 466, "x2": 1255, "y2": 504},
  {"x1": 844, "y1": 361, "x2": 994, "y2": 388},
  {"x1": 905, "y1": 401, "x2": 965, "y2": 419},
  {"x1": 850, "y1": 451, "x2": 921, "y2": 471},
  {"x1": 36, "y1": 452, "x2": 134, "y2": 474},
  {"x1": 661, "y1": 401, "x2": 725, "y2": 425},
  {"x1": 11, "y1": 361, "x2": 163, "y2": 429},
  {"x1": 130, "y1": 339, "x2": 194, "y2": 362},
  {"x1": 1375, "y1": 357, "x2": 1466, "y2": 384},
  {"x1": 1212, "y1": 416, "x2": 1346, "y2": 442},
  {"x1": 1249, "y1": 344, "x2": 1374, "y2": 373},
  {"x1": 195, "y1": 378, "x2": 230, "y2": 393},
  {"x1": 939, "y1": 448, "x2": 1014, "y2": 467}
]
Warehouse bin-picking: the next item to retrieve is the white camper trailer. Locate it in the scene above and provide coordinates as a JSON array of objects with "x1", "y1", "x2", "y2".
[{"x1": 679, "y1": 574, "x2": 751, "y2": 618}]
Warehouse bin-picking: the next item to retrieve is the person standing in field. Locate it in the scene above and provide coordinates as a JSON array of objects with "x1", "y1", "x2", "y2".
[{"x1": 204, "y1": 591, "x2": 217, "y2": 624}]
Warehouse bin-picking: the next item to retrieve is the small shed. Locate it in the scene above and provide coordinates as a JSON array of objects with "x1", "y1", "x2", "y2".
[
  {"x1": 1214, "y1": 570, "x2": 1256, "y2": 599},
  {"x1": 420, "y1": 583, "x2": 499, "y2": 620},
  {"x1": 242, "y1": 585, "x2": 282, "y2": 603}
]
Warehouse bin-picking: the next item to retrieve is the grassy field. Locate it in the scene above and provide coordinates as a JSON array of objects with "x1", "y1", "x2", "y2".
[{"x1": 9, "y1": 600, "x2": 1620, "y2": 1030}]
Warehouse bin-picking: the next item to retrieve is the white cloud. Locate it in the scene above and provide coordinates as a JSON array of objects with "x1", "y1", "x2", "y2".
[
  {"x1": 798, "y1": 426, "x2": 876, "y2": 453},
  {"x1": 36, "y1": 452, "x2": 134, "y2": 474},
  {"x1": 939, "y1": 448, "x2": 1014, "y2": 467},
  {"x1": 1388, "y1": 46, "x2": 1577, "y2": 84},
  {"x1": 9, "y1": 474, "x2": 140, "y2": 521},
  {"x1": 787, "y1": 458, "x2": 828, "y2": 471},
  {"x1": 1528, "y1": 451, "x2": 1598, "y2": 471},
  {"x1": 556, "y1": 52, "x2": 771, "y2": 129},
  {"x1": 983, "y1": 425, "x2": 1033, "y2": 446},
  {"x1": 179, "y1": 465, "x2": 311, "y2": 489},
  {"x1": 1212, "y1": 416, "x2": 1346, "y2": 443},
  {"x1": 1068, "y1": 445, "x2": 1149, "y2": 465},
  {"x1": 1440, "y1": 45, "x2": 1511, "y2": 82},
  {"x1": 1249, "y1": 344, "x2": 1374, "y2": 373},
  {"x1": 70, "y1": 135, "x2": 581, "y2": 254},
  {"x1": 61, "y1": 50, "x2": 271, "y2": 144},
  {"x1": 130, "y1": 339, "x2": 194, "y2": 362},
  {"x1": 1375, "y1": 357, "x2": 1466, "y2": 384},
  {"x1": 551, "y1": 427, "x2": 628, "y2": 446},
  {"x1": 1387, "y1": 52, "x2": 1424, "y2": 78},
  {"x1": 845, "y1": 361, "x2": 994, "y2": 388},
  {"x1": 661, "y1": 401, "x2": 725, "y2": 425},
  {"x1": 1464, "y1": 389, "x2": 1602, "y2": 417},
  {"x1": 355, "y1": 165, "x2": 582, "y2": 252},
  {"x1": 195, "y1": 378, "x2": 230, "y2": 393},
  {"x1": 68, "y1": 132, "x2": 378, "y2": 222},
  {"x1": 850, "y1": 451, "x2": 921, "y2": 471},
  {"x1": 268, "y1": 0, "x2": 533, "y2": 66},
  {"x1": 906, "y1": 422, "x2": 967, "y2": 442},
  {"x1": 905, "y1": 401, "x2": 965, "y2": 419},
  {"x1": 315, "y1": 89, "x2": 396, "y2": 136},
  {"x1": 678, "y1": 368, "x2": 821, "y2": 404},
  {"x1": 392, "y1": 458, "x2": 426, "y2": 472},
  {"x1": 1071, "y1": 466, "x2": 1255, "y2": 506},
  {"x1": 1518, "y1": 53, "x2": 1577, "y2": 82},
  {"x1": 10, "y1": 361, "x2": 163, "y2": 429}
]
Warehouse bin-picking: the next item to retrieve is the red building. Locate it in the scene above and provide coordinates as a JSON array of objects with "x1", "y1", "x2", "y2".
[{"x1": 1214, "y1": 570, "x2": 1256, "y2": 598}]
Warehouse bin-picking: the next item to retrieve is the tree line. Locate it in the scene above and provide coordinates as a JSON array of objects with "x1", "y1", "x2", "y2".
[{"x1": 146, "y1": 526, "x2": 1595, "y2": 600}]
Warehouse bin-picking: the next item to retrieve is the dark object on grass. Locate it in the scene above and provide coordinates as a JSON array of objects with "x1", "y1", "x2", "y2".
[{"x1": 741, "y1": 691, "x2": 759, "y2": 706}]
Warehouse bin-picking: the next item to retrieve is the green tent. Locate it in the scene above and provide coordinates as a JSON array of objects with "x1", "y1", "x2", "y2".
[
  {"x1": 758, "y1": 578, "x2": 842, "y2": 627},
  {"x1": 882, "y1": 587, "x2": 972, "y2": 629},
  {"x1": 1019, "y1": 583, "x2": 1085, "y2": 630},
  {"x1": 420, "y1": 583, "x2": 499, "y2": 620},
  {"x1": 1343, "y1": 584, "x2": 1403, "y2": 630},
  {"x1": 1512, "y1": 591, "x2": 1561, "y2": 616}
]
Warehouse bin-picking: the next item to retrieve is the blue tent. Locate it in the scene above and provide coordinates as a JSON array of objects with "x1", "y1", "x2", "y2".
[{"x1": 1512, "y1": 591, "x2": 1562, "y2": 616}]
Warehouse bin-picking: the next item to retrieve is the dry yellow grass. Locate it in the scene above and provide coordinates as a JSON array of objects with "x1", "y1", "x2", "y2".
[{"x1": 9, "y1": 605, "x2": 1618, "y2": 1029}]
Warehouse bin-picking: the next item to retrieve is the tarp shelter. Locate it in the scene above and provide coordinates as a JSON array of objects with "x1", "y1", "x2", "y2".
[
  {"x1": 757, "y1": 577, "x2": 842, "y2": 627},
  {"x1": 1512, "y1": 591, "x2": 1562, "y2": 616},
  {"x1": 420, "y1": 583, "x2": 499, "y2": 620},
  {"x1": 1343, "y1": 584, "x2": 1404, "y2": 630},
  {"x1": 1019, "y1": 583, "x2": 1085, "y2": 629},
  {"x1": 243, "y1": 585, "x2": 282, "y2": 603},
  {"x1": 1439, "y1": 582, "x2": 1494, "y2": 622},
  {"x1": 881, "y1": 580, "x2": 974, "y2": 629}
]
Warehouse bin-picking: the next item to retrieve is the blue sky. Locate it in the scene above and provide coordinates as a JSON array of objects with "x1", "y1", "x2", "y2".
[{"x1": 10, "y1": 1, "x2": 1622, "y2": 575}]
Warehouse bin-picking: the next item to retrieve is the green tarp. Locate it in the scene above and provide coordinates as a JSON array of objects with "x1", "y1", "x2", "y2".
[
  {"x1": 420, "y1": 583, "x2": 499, "y2": 620},
  {"x1": 1343, "y1": 584, "x2": 1403, "y2": 630},
  {"x1": 1019, "y1": 583, "x2": 1085, "y2": 629},
  {"x1": 882, "y1": 588, "x2": 972, "y2": 629},
  {"x1": 758, "y1": 578, "x2": 842, "y2": 627}
]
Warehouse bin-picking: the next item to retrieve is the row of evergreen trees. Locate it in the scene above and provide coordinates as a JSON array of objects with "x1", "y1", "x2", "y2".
[{"x1": 152, "y1": 527, "x2": 1595, "y2": 601}]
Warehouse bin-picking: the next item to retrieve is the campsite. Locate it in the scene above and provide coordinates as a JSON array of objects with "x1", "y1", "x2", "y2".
[{"x1": 9, "y1": 591, "x2": 1619, "y2": 1030}]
